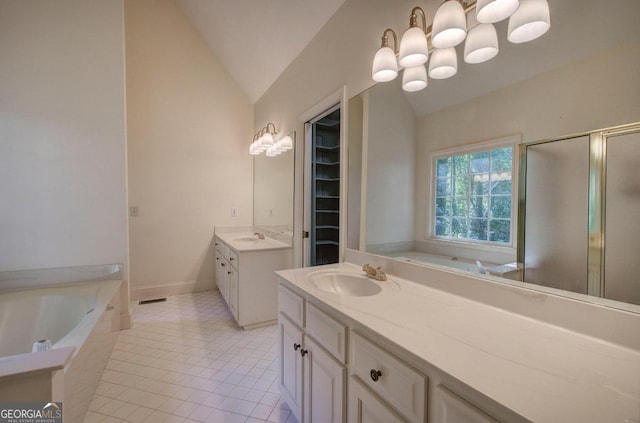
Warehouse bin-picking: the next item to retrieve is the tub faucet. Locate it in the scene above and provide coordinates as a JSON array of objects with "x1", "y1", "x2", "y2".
[
  {"x1": 254, "y1": 232, "x2": 265, "y2": 240},
  {"x1": 363, "y1": 264, "x2": 387, "y2": 281}
]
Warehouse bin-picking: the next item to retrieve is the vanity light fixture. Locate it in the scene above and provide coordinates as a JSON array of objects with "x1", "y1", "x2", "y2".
[
  {"x1": 249, "y1": 124, "x2": 293, "y2": 157},
  {"x1": 403, "y1": 64, "x2": 428, "y2": 92},
  {"x1": 398, "y1": 7, "x2": 429, "y2": 68},
  {"x1": 429, "y1": 47, "x2": 458, "y2": 79},
  {"x1": 372, "y1": 29, "x2": 399, "y2": 82},
  {"x1": 431, "y1": 0, "x2": 467, "y2": 49},
  {"x1": 371, "y1": 0, "x2": 550, "y2": 92}
]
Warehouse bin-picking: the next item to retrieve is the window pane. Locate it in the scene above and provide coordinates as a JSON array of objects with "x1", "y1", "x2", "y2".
[
  {"x1": 436, "y1": 177, "x2": 451, "y2": 196},
  {"x1": 490, "y1": 196, "x2": 511, "y2": 219},
  {"x1": 436, "y1": 197, "x2": 451, "y2": 217},
  {"x1": 453, "y1": 176, "x2": 469, "y2": 196},
  {"x1": 468, "y1": 196, "x2": 488, "y2": 218},
  {"x1": 490, "y1": 178, "x2": 512, "y2": 195},
  {"x1": 470, "y1": 151, "x2": 489, "y2": 173},
  {"x1": 490, "y1": 219, "x2": 510, "y2": 243},
  {"x1": 469, "y1": 218, "x2": 488, "y2": 240},
  {"x1": 452, "y1": 218, "x2": 468, "y2": 238},
  {"x1": 435, "y1": 217, "x2": 450, "y2": 236},
  {"x1": 437, "y1": 158, "x2": 451, "y2": 178},
  {"x1": 452, "y1": 197, "x2": 468, "y2": 217},
  {"x1": 432, "y1": 144, "x2": 513, "y2": 245},
  {"x1": 471, "y1": 174, "x2": 489, "y2": 195},
  {"x1": 453, "y1": 154, "x2": 469, "y2": 175},
  {"x1": 491, "y1": 147, "x2": 512, "y2": 172}
]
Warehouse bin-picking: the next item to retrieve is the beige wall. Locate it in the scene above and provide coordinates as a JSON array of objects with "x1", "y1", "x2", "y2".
[
  {"x1": 415, "y1": 42, "x2": 640, "y2": 251},
  {"x1": 125, "y1": 0, "x2": 253, "y2": 298},
  {"x1": 0, "y1": 0, "x2": 127, "y2": 272}
]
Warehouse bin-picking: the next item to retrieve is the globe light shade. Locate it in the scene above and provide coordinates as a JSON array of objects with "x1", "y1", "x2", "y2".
[
  {"x1": 279, "y1": 135, "x2": 293, "y2": 151},
  {"x1": 266, "y1": 145, "x2": 279, "y2": 157},
  {"x1": 398, "y1": 26, "x2": 429, "y2": 68},
  {"x1": 431, "y1": 1, "x2": 467, "y2": 49},
  {"x1": 464, "y1": 23, "x2": 499, "y2": 64},
  {"x1": 507, "y1": 0, "x2": 550, "y2": 43},
  {"x1": 249, "y1": 141, "x2": 260, "y2": 155},
  {"x1": 372, "y1": 46, "x2": 399, "y2": 82},
  {"x1": 428, "y1": 48, "x2": 458, "y2": 79},
  {"x1": 260, "y1": 131, "x2": 274, "y2": 148},
  {"x1": 402, "y1": 65, "x2": 428, "y2": 92},
  {"x1": 476, "y1": 0, "x2": 520, "y2": 23},
  {"x1": 273, "y1": 139, "x2": 287, "y2": 152}
]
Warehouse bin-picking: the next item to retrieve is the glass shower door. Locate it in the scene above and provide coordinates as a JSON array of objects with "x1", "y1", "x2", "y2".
[
  {"x1": 522, "y1": 136, "x2": 590, "y2": 293},
  {"x1": 604, "y1": 130, "x2": 640, "y2": 305}
]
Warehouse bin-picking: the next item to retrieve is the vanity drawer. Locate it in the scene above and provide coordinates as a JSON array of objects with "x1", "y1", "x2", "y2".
[
  {"x1": 278, "y1": 284, "x2": 304, "y2": 327},
  {"x1": 305, "y1": 302, "x2": 347, "y2": 363},
  {"x1": 350, "y1": 331, "x2": 426, "y2": 422},
  {"x1": 227, "y1": 248, "x2": 239, "y2": 269}
]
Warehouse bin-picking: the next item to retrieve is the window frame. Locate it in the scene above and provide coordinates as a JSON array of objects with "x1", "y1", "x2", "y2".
[{"x1": 427, "y1": 135, "x2": 520, "y2": 249}]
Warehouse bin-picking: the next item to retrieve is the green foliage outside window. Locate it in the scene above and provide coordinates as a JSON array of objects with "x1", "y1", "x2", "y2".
[{"x1": 434, "y1": 146, "x2": 513, "y2": 243}]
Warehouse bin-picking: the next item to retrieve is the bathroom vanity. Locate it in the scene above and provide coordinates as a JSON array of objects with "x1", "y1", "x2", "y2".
[
  {"x1": 214, "y1": 231, "x2": 292, "y2": 329},
  {"x1": 276, "y1": 261, "x2": 640, "y2": 423}
]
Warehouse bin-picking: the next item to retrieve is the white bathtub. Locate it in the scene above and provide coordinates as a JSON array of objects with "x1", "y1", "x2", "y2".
[
  {"x1": 0, "y1": 265, "x2": 122, "y2": 423},
  {"x1": 392, "y1": 252, "x2": 493, "y2": 273}
]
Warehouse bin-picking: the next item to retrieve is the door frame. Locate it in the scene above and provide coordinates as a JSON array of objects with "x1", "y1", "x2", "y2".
[{"x1": 297, "y1": 87, "x2": 348, "y2": 267}]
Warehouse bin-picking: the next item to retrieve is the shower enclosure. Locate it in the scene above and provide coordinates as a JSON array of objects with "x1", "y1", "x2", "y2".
[{"x1": 518, "y1": 122, "x2": 640, "y2": 305}]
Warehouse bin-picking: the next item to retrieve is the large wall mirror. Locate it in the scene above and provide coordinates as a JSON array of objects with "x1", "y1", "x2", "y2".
[
  {"x1": 253, "y1": 132, "x2": 295, "y2": 236},
  {"x1": 347, "y1": 0, "x2": 640, "y2": 308}
]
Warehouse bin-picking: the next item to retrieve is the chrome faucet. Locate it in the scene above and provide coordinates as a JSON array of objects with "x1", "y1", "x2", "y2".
[
  {"x1": 254, "y1": 232, "x2": 265, "y2": 240},
  {"x1": 363, "y1": 264, "x2": 387, "y2": 281}
]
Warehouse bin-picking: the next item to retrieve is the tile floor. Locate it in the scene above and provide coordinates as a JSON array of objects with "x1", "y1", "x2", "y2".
[{"x1": 84, "y1": 291, "x2": 297, "y2": 423}]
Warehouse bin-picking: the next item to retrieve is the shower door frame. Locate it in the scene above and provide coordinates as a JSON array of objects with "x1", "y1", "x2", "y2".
[{"x1": 517, "y1": 121, "x2": 640, "y2": 298}]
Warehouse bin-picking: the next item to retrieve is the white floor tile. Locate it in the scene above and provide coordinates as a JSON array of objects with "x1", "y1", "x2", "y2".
[{"x1": 85, "y1": 291, "x2": 286, "y2": 423}]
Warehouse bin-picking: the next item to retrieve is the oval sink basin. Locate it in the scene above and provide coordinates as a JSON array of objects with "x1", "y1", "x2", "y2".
[
  {"x1": 234, "y1": 237, "x2": 260, "y2": 243},
  {"x1": 307, "y1": 271, "x2": 382, "y2": 297}
]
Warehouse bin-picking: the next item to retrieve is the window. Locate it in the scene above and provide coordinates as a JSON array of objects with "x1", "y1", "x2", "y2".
[{"x1": 433, "y1": 145, "x2": 514, "y2": 244}]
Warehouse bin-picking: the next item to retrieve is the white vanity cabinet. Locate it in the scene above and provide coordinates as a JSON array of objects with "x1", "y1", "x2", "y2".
[
  {"x1": 277, "y1": 277, "x2": 507, "y2": 423},
  {"x1": 278, "y1": 285, "x2": 347, "y2": 423},
  {"x1": 434, "y1": 385, "x2": 499, "y2": 423},
  {"x1": 214, "y1": 236, "x2": 291, "y2": 329},
  {"x1": 349, "y1": 332, "x2": 426, "y2": 423}
]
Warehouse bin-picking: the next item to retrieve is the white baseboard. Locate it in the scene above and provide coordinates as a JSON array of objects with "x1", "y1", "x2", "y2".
[
  {"x1": 120, "y1": 313, "x2": 132, "y2": 330},
  {"x1": 130, "y1": 279, "x2": 216, "y2": 301}
]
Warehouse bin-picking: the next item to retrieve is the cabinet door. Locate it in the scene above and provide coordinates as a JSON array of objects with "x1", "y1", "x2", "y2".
[
  {"x1": 304, "y1": 337, "x2": 345, "y2": 423},
  {"x1": 348, "y1": 377, "x2": 407, "y2": 423},
  {"x1": 215, "y1": 253, "x2": 224, "y2": 294},
  {"x1": 434, "y1": 385, "x2": 498, "y2": 423},
  {"x1": 228, "y1": 267, "x2": 238, "y2": 320},
  {"x1": 279, "y1": 315, "x2": 304, "y2": 422}
]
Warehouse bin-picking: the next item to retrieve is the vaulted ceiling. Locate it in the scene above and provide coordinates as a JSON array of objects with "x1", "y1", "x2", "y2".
[{"x1": 176, "y1": 0, "x2": 347, "y2": 103}]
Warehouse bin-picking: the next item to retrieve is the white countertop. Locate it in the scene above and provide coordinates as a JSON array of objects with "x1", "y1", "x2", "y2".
[
  {"x1": 276, "y1": 262, "x2": 640, "y2": 423},
  {"x1": 215, "y1": 232, "x2": 291, "y2": 253}
]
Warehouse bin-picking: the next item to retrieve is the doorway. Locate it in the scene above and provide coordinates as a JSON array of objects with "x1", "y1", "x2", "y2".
[{"x1": 305, "y1": 105, "x2": 341, "y2": 266}]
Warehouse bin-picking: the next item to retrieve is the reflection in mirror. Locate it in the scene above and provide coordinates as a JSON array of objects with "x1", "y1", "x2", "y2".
[
  {"x1": 347, "y1": 0, "x2": 640, "y2": 307},
  {"x1": 253, "y1": 131, "x2": 295, "y2": 237}
]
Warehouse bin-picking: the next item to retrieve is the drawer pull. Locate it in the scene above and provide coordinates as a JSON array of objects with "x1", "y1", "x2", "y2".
[
  {"x1": 293, "y1": 343, "x2": 301, "y2": 351},
  {"x1": 216, "y1": 257, "x2": 220, "y2": 260},
  {"x1": 300, "y1": 349, "x2": 308, "y2": 357},
  {"x1": 370, "y1": 369, "x2": 382, "y2": 382},
  {"x1": 227, "y1": 271, "x2": 231, "y2": 275},
  {"x1": 221, "y1": 263, "x2": 226, "y2": 267},
  {"x1": 230, "y1": 257, "x2": 235, "y2": 261}
]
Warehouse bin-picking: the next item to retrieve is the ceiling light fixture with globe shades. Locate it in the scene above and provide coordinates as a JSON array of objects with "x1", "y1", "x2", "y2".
[
  {"x1": 249, "y1": 123, "x2": 294, "y2": 157},
  {"x1": 371, "y1": 0, "x2": 551, "y2": 93}
]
